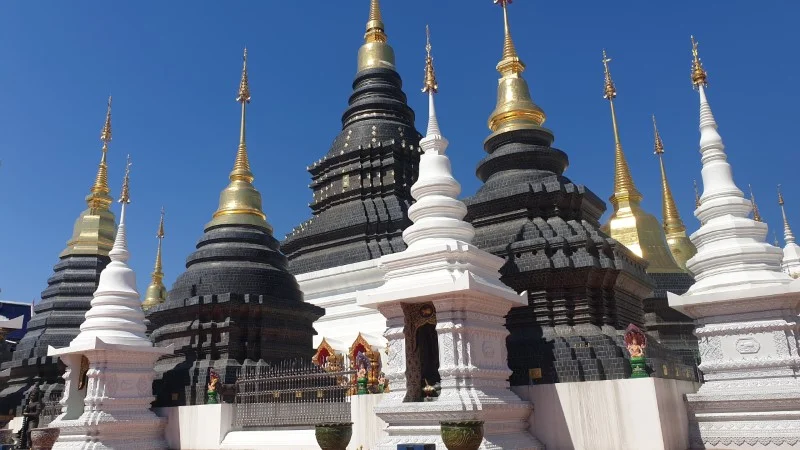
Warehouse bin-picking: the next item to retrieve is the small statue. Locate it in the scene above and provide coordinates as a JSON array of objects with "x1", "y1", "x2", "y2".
[
  {"x1": 624, "y1": 324, "x2": 648, "y2": 378},
  {"x1": 207, "y1": 369, "x2": 220, "y2": 404},
  {"x1": 377, "y1": 373, "x2": 389, "y2": 393},
  {"x1": 356, "y1": 367, "x2": 368, "y2": 395},
  {"x1": 16, "y1": 382, "x2": 43, "y2": 449},
  {"x1": 355, "y1": 352, "x2": 370, "y2": 395},
  {"x1": 422, "y1": 379, "x2": 436, "y2": 402}
]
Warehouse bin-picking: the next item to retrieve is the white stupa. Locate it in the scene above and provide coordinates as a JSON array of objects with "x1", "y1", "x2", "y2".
[
  {"x1": 48, "y1": 157, "x2": 173, "y2": 449},
  {"x1": 778, "y1": 186, "x2": 800, "y2": 278},
  {"x1": 358, "y1": 27, "x2": 542, "y2": 450},
  {"x1": 668, "y1": 38, "x2": 800, "y2": 449}
]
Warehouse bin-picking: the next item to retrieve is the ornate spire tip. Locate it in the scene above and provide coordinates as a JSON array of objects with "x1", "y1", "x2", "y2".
[
  {"x1": 119, "y1": 155, "x2": 132, "y2": 204},
  {"x1": 100, "y1": 96, "x2": 113, "y2": 144},
  {"x1": 652, "y1": 114, "x2": 664, "y2": 155},
  {"x1": 237, "y1": 48, "x2": 251, "y2": 104},
  {"x1": 422, "y1": 25, "x2": 438, "y2": 94},
  {"x1": 602, "y1": 49, "x2": 616, "y2": 100},
  {"x1": 691, "y1": 35, "x2": 708, "y2": 89},
  {"x1": 157, "y1": 207, "x2": 165, "y2": 238}
]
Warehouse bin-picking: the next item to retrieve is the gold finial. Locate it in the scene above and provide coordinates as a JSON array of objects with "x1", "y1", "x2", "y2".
[
  {"x1": 487, "y1": 0, "x2": 546, "y2": 133},
  {"x1": 749, "y1": 184, "x2": 762, "y2": 222},
  {"x1": 237, "y1": 48, "x2": 251, "y2": 104},
  {"x1": 208, "y1": 50, "x2": 269, "y2": 230},
  {"x1": 494, "y1": 0, "x2": 525, "y2": 76},
  {"x1": 365, "y1": 0, "x2": 387, "y2": 43},
  {"x1": 602, "y1": 49, "x2": 616, "y2": 100},
  {"x1": 694, "y1": 180, "x2": 701, "y2": 208},
  {"x1": 357, "y1": 0, "x2": 395, "y2": 71},
  {"x1": 119, "y1": 155, "x2": 132, "y2": 204},
  {"x1": 231, "y1": 47, "x2": 254, "y2": 184},
  {"x1": 652, "y1": 116, "x2": 686, "y2": 237},
  {"x1": 157, "y1": 207, "x2": 165, "y2": 239},
  {"x1": 143, "y1": 207, "x2": 167, "y2": 311},
  {"x1": 100, "y1": 96, "x2": 112, "y2": 144},
  {"x1": 778, "y1": 184, "x2": 785, "y2": 206},
  {"x1": 88, "y1": 96, "x2": 114, "y2": 210},
  {"x1": 691, "y1": 35, "x2": 708, "y2": 89},
  {"x1": 652, "y1": 115, "x2": 664, "y2": 155},
  {"x1": 602, "y1": 50, "x2": 641, "y2": 206},
  {"x1": 422, "y1": 25, "x2": 438, "y2": 94}
]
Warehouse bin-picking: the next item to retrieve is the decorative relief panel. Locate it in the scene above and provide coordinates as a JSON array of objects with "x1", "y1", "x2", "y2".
[{"x1": 735, "y1": 337, "x2": 761, "y2": 354}]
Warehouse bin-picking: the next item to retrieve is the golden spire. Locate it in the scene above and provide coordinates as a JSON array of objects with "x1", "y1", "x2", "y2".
[
  {"x1": 87, "y1": 96, "x2": 114, "y2": 211},
  {"x1": 652, "y1": 115, "x2": 685, "y2": 236},
  {"x1": 694, "y1": 180, "x2": 702, "y2": 208},
  {"x1": 143, "y1": 208, "x2": 167, "y2": 311},
  {"x1": 691, "y1": 35, "x2": 708, "y2": 89},
  {"x1": 602, "y1": 50, "x2": 642, "y2": 207},
  {"x1": 208, "y1": 49, "x2": 270, "y2": 231},
  {"x1": 487, "y1": 0, "x2": 546, "y2": 134},
  {"x1": 749, "y1": 184, "x2": 762, "y2": 222},
  {"x1": 358, "y1": 0, "x2": 395, "y2": 71},
  {"x1": 422, "y1": 25, "x2": 438, "y2": 94}
]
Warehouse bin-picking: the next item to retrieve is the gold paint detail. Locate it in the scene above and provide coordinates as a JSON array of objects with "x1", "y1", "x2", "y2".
[
  {"x1": 600, "y1": 52, "x2": 682, "y2": 273},
  {"x1": 357, "y1": 0, "x2": 395, "y2": 72},
  {"x1": 422, "y1": 25, "x2": 438, "y2": 94},
  {"x1": 143, "y1": 208, "x2": 167, "y2": 311},
  {"x1": 691, "y1": 35, "x2": 708, "y2": 89},
  {"x1": 653, "y1": 116, "x2": 697, "y2": 270},
  {"x1": 208, "y1": 48, "x2": 271, "y2": 231},
  {"x1": 487, "y1": 0, "x2": 546, "y2": 133},
  {"x1": 749, "y1": 184, "x2": 762, "y2": 222},
  {"x1": 61, "y1": 97, "x2": 118, "y2": 257}
]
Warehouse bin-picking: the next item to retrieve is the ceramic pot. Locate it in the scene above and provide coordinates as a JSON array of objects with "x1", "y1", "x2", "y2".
[
  {"x1": 440, "y1": 421, "x2": 484, "y2": 450},
  {"x1": 314, "y1": 422, "x2": 353, "y2": 450},
  {"x1": 30, "y1": 427, "x2": 60, "y2": 450}
]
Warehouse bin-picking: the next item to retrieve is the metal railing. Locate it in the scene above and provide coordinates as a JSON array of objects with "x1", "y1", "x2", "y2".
[{"x1": 233, "y1": 356, "x2": 356, "y2": 429}]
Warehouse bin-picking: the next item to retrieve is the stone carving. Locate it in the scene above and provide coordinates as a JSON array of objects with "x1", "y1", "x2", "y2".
[{"x1": 735, "y1": 337, "x2": 761, "y2": 354}]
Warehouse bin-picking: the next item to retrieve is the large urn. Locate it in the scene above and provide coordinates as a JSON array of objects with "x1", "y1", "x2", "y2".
[
  {"x1": 314, "y1": 422, "x2": 352, "y2": 450},
  {"x1": 440, "y1": 421, "x2": 484, "y2": 450}
]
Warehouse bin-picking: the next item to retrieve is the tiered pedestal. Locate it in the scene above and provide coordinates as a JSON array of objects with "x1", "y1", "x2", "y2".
[
  {"x1": 669, "y1": 280, "x2": 800, "y2": 449},
  {"x1": 48, "y1": 338, "x2": 172, "y2": 449}
]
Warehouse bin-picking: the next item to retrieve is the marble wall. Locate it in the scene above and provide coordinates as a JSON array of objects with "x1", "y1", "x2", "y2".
[{"x1": 513, "y1": 378, "x2": 699, "y2": 450}]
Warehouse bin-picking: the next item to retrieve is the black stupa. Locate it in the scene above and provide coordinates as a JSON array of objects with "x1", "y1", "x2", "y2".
[
  {"x1": 281, "y1": 0, "x2": 422, "y2": 274},
  {"x1": 146, "y1": 50, "x2": 324, "y2": 406},
  {"x1": 0, "y1": 99, "x2": 117, "y2": 418},
  {"x1": 464, "y1": 3, "x2": 695, "y2": 385}
]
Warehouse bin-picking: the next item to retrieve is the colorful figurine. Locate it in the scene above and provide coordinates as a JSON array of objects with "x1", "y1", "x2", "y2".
[
  {"x1": 624, "y1": 324, "x2": 649, "y2": 378},
  {"x1": 207, "y1": 368, "x2": 220, "y2": 404}
]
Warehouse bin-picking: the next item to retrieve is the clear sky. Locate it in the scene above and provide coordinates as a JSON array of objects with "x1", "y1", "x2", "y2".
[{"x1": 1, "y1": 1, "x2": 798, "y2": 303}]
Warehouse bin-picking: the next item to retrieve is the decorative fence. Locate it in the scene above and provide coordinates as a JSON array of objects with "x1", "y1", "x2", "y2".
[{"x1": 233, "y1": 354, "x2": 357, "y2": 429}]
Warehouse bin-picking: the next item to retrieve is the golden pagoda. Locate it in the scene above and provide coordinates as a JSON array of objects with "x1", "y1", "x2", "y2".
[
  {"x1": 206, "y1": 48, "x2": 272, "y2": 231},
  {"x1": 61, "y1": 97, "x2": 118, "y2": 257},
  {"x1": 652, "y1": 115, "x2": 697, "y2": 270},
  {"x1": 599, "y1": 51, "x2": 683, "y2": 273},
  {"x1": 142, "y1": 208, "x2": 167, "y2": 311}
]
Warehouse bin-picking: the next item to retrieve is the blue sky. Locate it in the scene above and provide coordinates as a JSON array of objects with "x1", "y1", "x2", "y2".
[{"x1": 1, "y1": 1, "x2": 798, "y2": 303}]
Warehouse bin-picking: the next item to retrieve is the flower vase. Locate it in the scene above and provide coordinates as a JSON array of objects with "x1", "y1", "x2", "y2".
[{"x1": 440, "y1": 421, "x2": 484, "y2": 450}]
